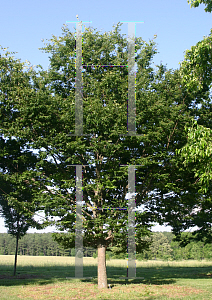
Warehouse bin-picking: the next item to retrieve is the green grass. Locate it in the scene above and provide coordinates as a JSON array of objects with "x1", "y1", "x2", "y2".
[{"x1": 1, "y1": 256, "x2": 212, "y2": 299}]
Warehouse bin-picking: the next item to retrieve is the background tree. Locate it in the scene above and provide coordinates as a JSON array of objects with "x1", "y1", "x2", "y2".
[
  {"x1": 178, "y1": 4, "x2": 212, "y2": 191},
  {"x1": 172, "y1": 5, "x2": 212, "y2": 245},
  {"x1": 152, "y1": 0, "x2": 212, "y2": 244},
  {"x1": 0, "y1": 48, "x2": 45, "y2": 275},
  {"x1": 187, "y1": 0, "x2": 212, "y2": 12},
  {"x1": 174, "y1": 121, "x2": 212, "y2": 245},
  {"x1": 149, "y1": 232, "x2": 173, "y2": 260},
  {"x1": 177, "y1": 120, "x2": 212, "y2": 194},
  {"x1": 0, "y1": 185, "x2": 32, "y2": 276}
]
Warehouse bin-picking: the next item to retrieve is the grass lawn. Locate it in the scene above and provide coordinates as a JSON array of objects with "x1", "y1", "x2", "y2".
[{"x1": 0, "y1": 256, "x2": 212, "y2": 299}]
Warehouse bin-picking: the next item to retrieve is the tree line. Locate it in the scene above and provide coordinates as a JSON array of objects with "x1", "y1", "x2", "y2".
[
  {"x1": 0, "y1": 232, "x2": 94, "y2": 257},
  {"x1": 1, "y1": 232, "x2": 212, "y2": 261}
]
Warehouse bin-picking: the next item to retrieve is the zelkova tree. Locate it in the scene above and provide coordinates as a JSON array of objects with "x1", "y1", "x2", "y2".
[
  {"x1": 33, "y1": 23, "x2": 157, "y2": 288},
  {"x1": 3, "y1": 23, "x2": 205, "y2": 288}
]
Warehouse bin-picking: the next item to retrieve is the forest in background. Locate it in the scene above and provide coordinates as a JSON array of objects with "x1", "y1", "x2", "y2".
[{"x1": 1, "y1": 232, "x2": 212, "y2": 261}]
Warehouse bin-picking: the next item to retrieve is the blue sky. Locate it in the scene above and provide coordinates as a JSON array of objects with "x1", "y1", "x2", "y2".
[{"x1": 0, "y1": 0, "x2": 211, "y2": 233}]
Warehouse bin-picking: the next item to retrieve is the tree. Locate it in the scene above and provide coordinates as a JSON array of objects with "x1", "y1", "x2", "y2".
[
  {"x1": 0, "y1": 187, "x2": 31, "y2": 275},
  {"x1": 187, "y1": 0, "x2": 212, "y2": 12},
  {"x1": 0, "y1": 135, "x2": 43, "y2": 276},
  {"x1": 178, "y1": 2, "x2": 212, "y2": 194},
  {"x1": 34, "y1": 24, "x2": 205, "y2": 287},
  {"x1": 174, "y1": 121, "x2": 212, "y2": 245},
  {"x1": 173, "y1": 17, "x2": 212, "y2": 244},
  {"x1": 177, "y1": 120, "x2": 212, "y2": 194},
  {"x1": 149, "y1": 232, "x2": 173, "y2": 260},
  {"x1": 179, "y1": 29, "x2": 212, "y2": 96},
  {"x1": 3, "y1": 22, "x2": 209, "y2": 288},
  {"x1": 154, "y1": 0, "x2": 212, "y2": 244},
  {"x1": 0, "y1": 48, "x2": 44, "y2": 275},
  {"x1": 42, "y1": 24, "x2": 187, "y2": 287}
]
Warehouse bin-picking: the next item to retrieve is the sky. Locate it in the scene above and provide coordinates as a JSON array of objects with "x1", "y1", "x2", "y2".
[{"x1": 0, "y1": 0, "x2": 211, "y2": 233}]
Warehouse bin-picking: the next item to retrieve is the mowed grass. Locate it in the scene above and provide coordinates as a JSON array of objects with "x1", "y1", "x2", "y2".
[{"x1": 0, "y1": 256, "x2": 212, "y2": 299}]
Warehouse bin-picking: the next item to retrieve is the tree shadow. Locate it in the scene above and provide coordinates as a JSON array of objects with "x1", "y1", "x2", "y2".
[{"x1": 0, "y1": 263, "x2": 212, "y2": 287}]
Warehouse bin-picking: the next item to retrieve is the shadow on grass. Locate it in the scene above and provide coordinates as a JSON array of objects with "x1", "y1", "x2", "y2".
[{"x1": 0, "y1": 264, "x2": 212, "y2": 287}]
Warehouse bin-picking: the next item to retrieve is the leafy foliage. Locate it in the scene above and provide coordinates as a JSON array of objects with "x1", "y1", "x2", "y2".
[
  {"x1": 1, "y1": 20, "x2": 212, "y2": 284},
  {"x1": 179, "y1": 29, "x2": 212, "y2": 93},
  {"x1": 1, "y1": 22, "x2": 210, "y2": 254},
  {"x1": 0, "y1": 48, "x2": 47, "y2": 275},
  {"x1": 188, "y1": 0, "x2": 212, "y2": 12},
  {"x1": 177, "y1": 120, "x2": 212, "y2": 194}
]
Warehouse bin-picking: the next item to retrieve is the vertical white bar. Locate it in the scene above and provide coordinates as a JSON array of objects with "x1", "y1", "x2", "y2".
[
  {"x1": 75, "y1": 22, "x2": 83, "y2": 135},
  {"x1": 128, "y1": 165, "x2": 136, "y2": 277},
  {"x1": 75, "y1": 165, "x2": 83, "y2": 277},
  {"x1": 128, "y1": 23, "x2": 136, "y2": 135}
]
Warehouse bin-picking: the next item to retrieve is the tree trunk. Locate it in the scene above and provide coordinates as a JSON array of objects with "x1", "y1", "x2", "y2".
[
  {"x1": 98, "y1": 245, "x2": 107, "y2": 289},
  {"x1": 13, "y1": 233, "x2": 19, "y2": 276}
]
